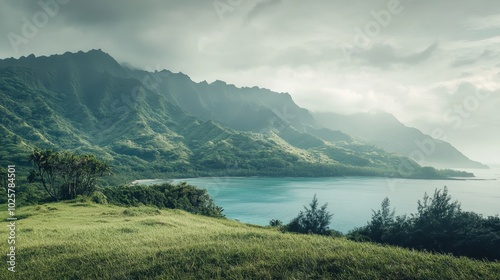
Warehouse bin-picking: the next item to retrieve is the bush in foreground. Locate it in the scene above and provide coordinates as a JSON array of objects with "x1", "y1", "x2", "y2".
[
  {"x1": 348, "y1": 187, "x2": 500, "y2": 261},
  {"x1": 102, "y1": 182, "x2": 225, "y2": 218},
  {"x1": 269, "y1": 219, "x2": 283, "y2": 227},
  {"x1": 285, "y1": 194, "x2": 334, "y2": 235}
]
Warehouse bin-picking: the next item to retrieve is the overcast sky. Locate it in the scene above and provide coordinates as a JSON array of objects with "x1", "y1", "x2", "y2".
[{"x1": 1, "y1": 0, "x2": 499, "y2": 164}]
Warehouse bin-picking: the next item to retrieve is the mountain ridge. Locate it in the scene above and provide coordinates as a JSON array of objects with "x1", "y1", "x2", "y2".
[
  {"x1": 0, "y1": 50, "x2": 470, "y2": 182},
  {"x1": 314, "y1": 111, "x2": 488, "y2": 169}
]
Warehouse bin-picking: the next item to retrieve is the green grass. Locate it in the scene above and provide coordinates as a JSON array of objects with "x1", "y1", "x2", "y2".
[{"x1": 1, "y1": 202, "x2": 499, "y2": 279}]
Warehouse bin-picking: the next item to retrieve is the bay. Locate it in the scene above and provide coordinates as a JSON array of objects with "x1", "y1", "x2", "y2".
[{"x1": 168, "y1": 168, "x2": 500, "y2": 233}]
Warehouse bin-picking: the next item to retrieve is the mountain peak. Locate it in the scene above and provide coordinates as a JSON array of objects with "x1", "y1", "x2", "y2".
[
  {"x1": 211, "y1": 79, "x2": 227, "y2": 85},
  {"x1": 63, "y1": 49, "x2": 117, "y2": 63},
  {"x1": 0, "y1": 49, "x2": 127, "y2": 78},
  {"x1": 3, "y1": 49, "x2": 112, "y2": 62},
  {"x1": 87, "y1": 48, "x2": 107, "y2": 54}
]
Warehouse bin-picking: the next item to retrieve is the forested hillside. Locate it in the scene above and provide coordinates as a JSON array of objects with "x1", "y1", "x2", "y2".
[{"x1": 0, "y1": 50, "x2": 465, "y2": 182}]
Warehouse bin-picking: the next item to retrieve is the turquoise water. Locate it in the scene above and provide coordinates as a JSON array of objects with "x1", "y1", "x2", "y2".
[{"x1": 170, "y1": 169, "x2": 499, "y2": 233}]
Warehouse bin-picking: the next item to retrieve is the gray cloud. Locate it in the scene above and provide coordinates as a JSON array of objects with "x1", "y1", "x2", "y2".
[
  {"x1": 451, "y1": 50, "x2": 495, "y2": 68},
  {"x1": 0, "y1": 0, "x2": 499, "y2": 162},
  {"x1": 360, "y1": 42, "x2": 438, "y2": 68}
]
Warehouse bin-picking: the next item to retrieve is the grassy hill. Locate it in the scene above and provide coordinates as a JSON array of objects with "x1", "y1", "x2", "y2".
[{"x1": 2, "y1": 202, "x2": 499, "y2": 279}]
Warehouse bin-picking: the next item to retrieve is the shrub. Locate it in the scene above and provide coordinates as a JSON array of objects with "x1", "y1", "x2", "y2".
[
  {"x1": 269, "y1": 219, "x2": 283, "y2": 227},
  {"x1": 355, "y1": 197, "x2": 395, "y2": 243},
  {"x1": 348, "y1": 187, "x2": 500, "y2": 261},
  {"x1": 91, "y1": 191, "x2": 108, "y2": 204},
  {"x1": 102, "y1": 182, "x2": 225, "y2": 218},
  {"x1": 286, "y1": 194, "x2": 333, "y2": 235},
  {"x1": 75, "y1": 195, "x2": 90, "y2": 203}
]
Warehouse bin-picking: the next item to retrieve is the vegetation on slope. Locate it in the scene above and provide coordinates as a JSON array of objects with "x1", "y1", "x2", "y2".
[
  {"x1": 348, "y1": 187, "x2": 500, "y2": 261},
  {"x1": 0, "y1": 51, "x2": 473, "y2": 183},
  {"x1": 102, "y1": 182, "x2": 225, "y2": 218},
  {"x1": 1, "y1": 202, "x2": 499, "y2": 279},
  {"x1": 27, "y1": 148, "x2": 111, "y2": 201}
]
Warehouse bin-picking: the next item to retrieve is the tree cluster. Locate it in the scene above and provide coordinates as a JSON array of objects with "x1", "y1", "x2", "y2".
[
  {"x1": 102, "y1": 182, "x2": 225, "y2": 218},
  {"x1": 28, "y1": 148, "x2": 111, "y2": 201},
  {"x1": 348, "y1": 187, "x2": 500, "y2": 261},
  {"x1": 23, "y1": 148, "x2": 225, "y2": 218}
]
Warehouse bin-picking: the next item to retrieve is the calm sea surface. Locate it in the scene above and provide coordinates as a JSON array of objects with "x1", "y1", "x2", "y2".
[{"x1": 168, "y1": 168, "x2": 499, "y2": 233}]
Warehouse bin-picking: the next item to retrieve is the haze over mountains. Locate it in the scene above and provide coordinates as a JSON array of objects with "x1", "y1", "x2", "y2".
[
  {"x1": 314, "y1": 112, "x2": 488, "y2": 169},
  {"x1": 0, "y1": 50, "x2": 483, "y2": 182}
]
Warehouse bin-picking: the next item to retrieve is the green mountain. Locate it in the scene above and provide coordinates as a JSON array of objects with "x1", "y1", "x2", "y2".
[
  {"x1": 314, "y1": 111, "x2": 488, "y2": 169},
  {"x1": 0, "y1": 50, "x2": 459, "y2": 183},
  {"x1": 125, "y1": 67, "x2": 354, "y2": 145}
]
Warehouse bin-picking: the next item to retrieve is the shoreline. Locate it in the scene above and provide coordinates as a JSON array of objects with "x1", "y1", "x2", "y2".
[{"x1": 131, "y1": 174, "x2": 482, "y2": 186}]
